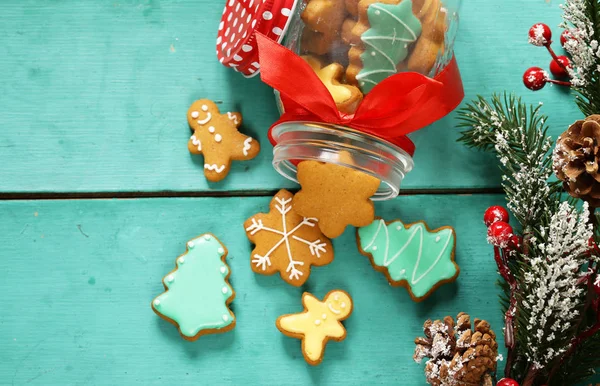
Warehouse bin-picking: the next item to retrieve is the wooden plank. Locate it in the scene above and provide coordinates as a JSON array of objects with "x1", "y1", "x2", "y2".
[
  {"x1": 0, "y1": 0, "x2": 582, "y2": 193},
  {"x1": 0, "y1": 194, "x2": 512, "y2": 384}
]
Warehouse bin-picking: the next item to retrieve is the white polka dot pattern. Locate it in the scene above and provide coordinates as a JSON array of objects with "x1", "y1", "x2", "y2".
[{"x1": 216, "y1": 0, "x2": 298, "y2": 76}]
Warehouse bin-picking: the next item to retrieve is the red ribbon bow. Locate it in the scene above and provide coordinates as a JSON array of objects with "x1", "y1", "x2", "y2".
[{"x1": 256, "y1": 33, "x2": 464, "y2": 156}]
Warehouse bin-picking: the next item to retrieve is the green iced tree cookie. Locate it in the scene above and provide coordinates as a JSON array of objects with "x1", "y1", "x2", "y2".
[
  {"x1": 151, "y1": 233, "x2": 235, "y2": 340},
  {"x1": 357, "y1": 0, "x2": 422, "y2": 93},
  {"x1": 357, "y1": 219, "x2": 458, "y2": 301}
]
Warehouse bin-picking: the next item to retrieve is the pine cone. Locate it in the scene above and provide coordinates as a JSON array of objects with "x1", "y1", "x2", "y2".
[
  {"x1": 414, "y1": 313, "x2": 498, "y2": 386},
  {"x1": 554, "y1": 115, "x2": 600, "y2": 207}
]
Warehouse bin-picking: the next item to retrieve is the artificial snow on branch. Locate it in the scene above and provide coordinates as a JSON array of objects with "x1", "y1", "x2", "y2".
[
  {"x1": 458, "y1": 94, "x2": 556, "y2": 229},
  {"x1": 522, "y1": 201, "x2": 593, "y2": 368},
  {"x1": 560, "y1": 0, "x2": 600, "y2": 116}
]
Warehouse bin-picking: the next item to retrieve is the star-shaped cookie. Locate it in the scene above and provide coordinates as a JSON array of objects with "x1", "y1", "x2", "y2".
[
  {"x1": 276, "y1": 290, "x2": 353, "y2": 365},
  {"x1": 187, "y1": 99, "x2": 260, "y2": 182},
  {"x1": 244, "y1": 189, "x2": 334, "y2": 286},
  {"x1": 302, "y1": 56, "x2": 363, "y2": 114},
  {"x1": 292, "y1": 156, "x2": 381, "y2": 239}
]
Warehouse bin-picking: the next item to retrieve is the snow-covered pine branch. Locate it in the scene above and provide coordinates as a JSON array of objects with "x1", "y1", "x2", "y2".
[
  {"x1": 560, "y1": 0, "x2": 598, "y2": 88},
  {"x1": 521, "y1": 201, "x2": 593, "y2": 368},
  {"x1": 457, "y1": 94, "x2": 554, "y2": 228}
]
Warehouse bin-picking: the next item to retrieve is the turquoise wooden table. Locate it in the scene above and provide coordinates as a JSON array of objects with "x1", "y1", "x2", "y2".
[{"x1": 0, "y1": 1, "x2": 597, "y2": 385}]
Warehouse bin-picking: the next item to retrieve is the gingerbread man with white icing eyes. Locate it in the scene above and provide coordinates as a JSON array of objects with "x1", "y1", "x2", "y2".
[
  {"x1": 187, "y1": 99, "x2": 260, "y2": 182},
  {"x1": 276, "y1": 290, "x2": 353, "y2": 365}
]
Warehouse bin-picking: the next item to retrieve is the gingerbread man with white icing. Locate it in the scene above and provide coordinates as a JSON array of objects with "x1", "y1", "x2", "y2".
[
  {"x1": 276, "y1": 290, "x2": 353, "y2": 365},
  {"x1": 187, "y1": 99, "x2": 260, "y2": 182}
]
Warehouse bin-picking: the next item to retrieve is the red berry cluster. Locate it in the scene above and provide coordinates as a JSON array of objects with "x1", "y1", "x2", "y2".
[
  {"x1": 523, "y1": 23, "x2": 573, "y2": 91},
  {"x1": 485, "y1": 206, "x2": 519, "y2": 248}
]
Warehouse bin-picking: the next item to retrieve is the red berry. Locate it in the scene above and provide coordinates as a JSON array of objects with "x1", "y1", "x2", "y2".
[
  {"x1": 528, "y1": 23, "x2": 552, "y2": 46},
  {"x1": 523, "y1": 67, "x2": 548, "y2": 91},
  {"x1": 550, "y1": 55, "x2": 571, "y2": 78},
  {"x1": 484, "y1": 206, "x2": 509, "y2": 227},
  {"x1": 497, "y1": 378, "x2": 520, "y2": 386},
  {"x1": 560, "y1": 29, "x2": 576, "y2": 47},
  {"x1": 487, "y1": 221, "x2": 514, "y2": 247}
]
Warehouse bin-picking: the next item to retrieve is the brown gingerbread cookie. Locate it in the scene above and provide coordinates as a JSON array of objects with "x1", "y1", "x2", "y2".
[
  {"x1": 301, "y1": 0, "x2": 347, "y2": 55},
  {"x1": 345, "y1": 0, "x2": 361, "y2": 16},
  {"x1": 407, "y1": 0, "x2": 447, "y2": 74},
  {"x1": 292, "y1": 153, "x2": 380, "y2": 239},
  {"x1": 244, "y1": 189, "x2": 334, "y2": 287},
  {"x1": 276, "y1": 290, "x2": 353, "y2": 366},
  {"x1": 187, "y1": 99, "x2": 260, "y2": 182},
  {"x1": 302, "y1": 55, "x2": 363, "y2": 114}
]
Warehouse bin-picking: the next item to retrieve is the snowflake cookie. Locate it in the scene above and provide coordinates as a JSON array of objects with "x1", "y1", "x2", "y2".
[
  {"x1": 244, "y1": 189, "x2": 334, "y2": 286},
  {"x1": 276, "y1": 290, "x2": 353, "y2": 366},
  {"x1": 151, "y1": 233, "x2": 235, "y2": 340},
  {"x1": 187, "y1": 99, "x2": 260, "y2": 182},
  {"x1": 357, "y1": 218, "x2": 459, "y2": 302}
]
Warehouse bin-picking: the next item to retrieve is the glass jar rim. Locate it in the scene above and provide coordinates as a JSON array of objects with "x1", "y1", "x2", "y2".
[{"x1": 270, "y1": 121, "x2": 414, "y2": 200}]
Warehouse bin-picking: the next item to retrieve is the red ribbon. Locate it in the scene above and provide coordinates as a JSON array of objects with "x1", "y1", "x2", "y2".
[{"x1": 256, "y1": 33, "x2": 464, "y2": 156}]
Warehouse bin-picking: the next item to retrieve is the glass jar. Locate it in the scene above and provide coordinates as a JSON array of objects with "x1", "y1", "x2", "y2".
[{"x1": 217, "y1": 0, "x2": 463, "y2": 200}]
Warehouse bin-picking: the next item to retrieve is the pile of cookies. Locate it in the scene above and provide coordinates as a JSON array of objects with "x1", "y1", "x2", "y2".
[
  {"x1": 151, "y1": 100, "x2": 459, "y2": 366},
  {"x1": 299, "y1": 0, "x2": 448, "y2": 113}
]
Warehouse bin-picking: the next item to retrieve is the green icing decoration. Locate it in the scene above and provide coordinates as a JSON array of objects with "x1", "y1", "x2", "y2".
[
  {"x1": 152, "y1": 234, "x2": 234, "y2": 338},
  {"x1": 357, "y1": 219, "x2": 458, "y2": 299},
  {"x1": 357, "y1": 0, "x2": 422, "y2": 93}
]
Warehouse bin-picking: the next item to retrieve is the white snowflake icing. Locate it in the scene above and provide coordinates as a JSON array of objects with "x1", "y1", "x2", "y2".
[
  {"x1": 245, "y1": 196, "x2": 327, "y2": 281},
  {"x1": 522, "y1": 201, "x2": 593, "y2": 366}
]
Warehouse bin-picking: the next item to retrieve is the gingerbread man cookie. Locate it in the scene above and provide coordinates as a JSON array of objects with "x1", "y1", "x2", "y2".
[
  {"x1": 302, "y1": 56, "x2": 363, "y2": 114},
  {"x1": 277, "y1": 290, "x2": 353, "y2": 366},
  {"x1": 187, "y1": 99, "x2": 260, "y2": 182},
  {"x1": 292, "y1": 154, "x2": 380, "y2": 239},
  {"x1": 244, "y1": 189, "x2": 334, "y2": 286}
]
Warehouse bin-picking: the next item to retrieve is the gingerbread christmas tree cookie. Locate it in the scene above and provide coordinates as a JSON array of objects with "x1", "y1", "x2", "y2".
[
  {"x1": 357, "y1": 218, "x2": 459, "y2": 301},
  {"x1": 293, "y1": 156, "x2": 380, "y2": 239},
  {"x1": 244, "y1": 189, "x2": 334, "y2": 286},
  {"x1": 276, "y1": 290, "x2": 353, "y2": 366},
  {"x1": 187, "y1": 99, "x2": 260, "y2": 182},
  {"x1": 151, "y1": 233, "x2": 235, "y2": 340}
]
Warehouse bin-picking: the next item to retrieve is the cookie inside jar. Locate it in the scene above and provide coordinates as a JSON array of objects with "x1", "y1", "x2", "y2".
[{"x1": 284, "y1": 0, "x2": 458, "y2": 114}]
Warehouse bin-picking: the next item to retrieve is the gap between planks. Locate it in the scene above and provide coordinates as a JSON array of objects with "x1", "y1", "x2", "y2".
[{"x1": 0, "y1": 188, "x2": 504, "y2": 201}]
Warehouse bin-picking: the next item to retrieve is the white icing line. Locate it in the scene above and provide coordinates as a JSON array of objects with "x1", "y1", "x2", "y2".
[
  {"x1": 242, "y1": 137, "x2": 252, "y2": 156},
  {"x1": 191, "y1": 135, "x2": 201, "y2": 151},
  {"x1": 411, "y1": 230, "x2": 453, "y2": 285},
  {"x1": 370, "y1": 4, "x2": 419, "y2": 40},
  {"x1": 363, "y1": 219, "x2": 384, "y2": 251},
  {"x1": 197, "y1": 113, "x2": 212, "y2": 125},
  {"x1": 328, "y1": 303, "x2": 342, "y2": 315},
  {"x1": 227, "y1": 112, "x2": 239, "y2": 124},
  {"x1": 204, "y1": 164, "x2": 226, "y2": 173},
  {"x1": 385, "y1": 225, "x2": 421, "y2": 267}
]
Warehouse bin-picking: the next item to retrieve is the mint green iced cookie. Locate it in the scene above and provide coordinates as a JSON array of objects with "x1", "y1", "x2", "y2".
[
  {"x1": 357, "y1": 218, "x2": 458, "y2": 301},
  {"x1": 152, "y1": 233, "x2": 235, "y2": 340},
  {"x1": 357, "y1": 0, "x2": 422, "y2": 93}
]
